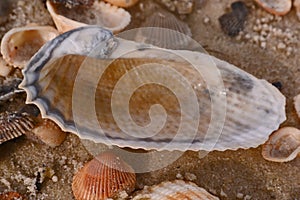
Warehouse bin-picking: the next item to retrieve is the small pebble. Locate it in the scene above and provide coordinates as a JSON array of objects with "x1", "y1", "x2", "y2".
[{"x1": 52, "y1": 176, "x2": 58, "y2": 182}]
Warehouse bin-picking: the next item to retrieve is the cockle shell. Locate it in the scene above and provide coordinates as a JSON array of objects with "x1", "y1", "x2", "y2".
[
  {"x1": 262, "y1": 127, "x2": 300, "y2": 162},
  {"x1": 132, "y1": 180, "x2": 219, "y2": 200},
  {"x1": 72, "y1": 152, "x2": 136, "y2": 200},
  {"x1": 104, "y1": 0, "x2": 139, "y2": 8},
  {"x1": 46, "y1": 0, "x2": 131, "y2": 33},
  {"x1": 20, "y1": 26, "x2": 286, "y2": 151},
  {"x1": 0, "y1": 25, "x2": 59, "y2": 69},
  {"x1": 0, "y1": 111, "x2": 35, "y2": 144},
  {"x1": 254, "y1": 0, "x2": 292, "y2": 16}
]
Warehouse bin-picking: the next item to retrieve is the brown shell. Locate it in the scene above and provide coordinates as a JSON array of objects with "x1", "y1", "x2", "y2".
[
  {"x1": 31, "y1": 119, "x2": 67, "y2": 147},
  {"x1": 103, "y1": 0, "x2": 139, "y2": 8},
  {"x1": 72, "y1": 152, "x2": 136, "y2": 200},
  {"x1": 254, "y1": 0, "x2": 292, "y2": 16},
  {"x1": 262, "y1": 127, "x2": 300, "y2": 162},
  {"x1": 132, "y1": 180, "x2": 219, "y2": 200},
  {"x1": 0, "y1": 191, "x2": 27, "y2": 200},
  {"x1": 0, "y1": 112, "x2": 35, "y2": 144}
]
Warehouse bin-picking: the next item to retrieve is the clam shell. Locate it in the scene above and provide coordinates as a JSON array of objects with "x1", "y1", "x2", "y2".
[
  {"x1": 0, "y1": 111, "x2": 35, "y2": 144},
  {"x1": 262, "y1": 127, "x2": 300, "y2": 162},
  {"x1": 46, "y1": 0, "x2": 131, "y2": 33},
  {"x1": 132, "y1": 180, "x2": 219, "y2": 200},
  {"x1": 254, "y1": 0, "x2": 292, "y2": 16},
  {"x1": 135, "y1": 6, "x2": 192, "y2": 49},
  {"x1": 72, "y1": 152, "x2": 136, "y2": 200},
  {"x1": 104, "y1": 0, "x2": 139, "y2": 8},
  {"x1": 20, "y1": 26, "x2": 286, "y2": 151},
  {"x1": 0, "y1": 25, "x2": 59, "y2": 69}
]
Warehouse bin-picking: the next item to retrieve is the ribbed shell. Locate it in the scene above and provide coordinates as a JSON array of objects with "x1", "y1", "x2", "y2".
[
  {"x1": 46, "y1": 0, "x2": 131, "y2": 33},
  {"x1": 20, "y1": 26, "x2": 286, "y2": 151},
  {"x1": 0, "y1": 25, "x2": 59, "y2": 69},
  {"x1": 254, "y1": 0, "x2": 292, "y2": 15},
  {"x1": 262, "y1": 127, "x2": 300, "y2": 162},
  {"x1": 132, "y1": 180, "x2": 219, "y2": 200},
  {"x1": 0, "y1": 111, "x2": 35, "y2": 144},
  {"x1": 72, "y1": 152, "x2": 136, "y2": 200},
  {"x1": 135, "y1": 7, "x2": 192, "y2": 49}
]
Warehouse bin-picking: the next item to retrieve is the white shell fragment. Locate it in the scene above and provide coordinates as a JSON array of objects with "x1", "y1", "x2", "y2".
[
  {"x1": 132, "y1": 180, "x2": 219, "y2": 200},
  {"x1": 46, "y1": 0, "x2": 131, "y2": 33},
  {"x1": 0, "y1": 25, "x2": 59, "y2": 69},
  {"x1": 294, "y1": 94, "x2": 300, "y2": 119},
  {"x1": 20, "y1": 26, "x2": 286, "y2": 151},
  {"x1": 262, "y1": 127, "x2": 300, "y2": 162},
  {"x1": 254, "y1": 0, "x2": 292, "y2": 16}
]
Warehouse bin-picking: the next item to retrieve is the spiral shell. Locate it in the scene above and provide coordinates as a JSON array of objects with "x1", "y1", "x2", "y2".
[
  {"x1": 254, "y1": 0, "x2": 292, "y2": 16},
  {"x1": 72, "y1": 152, "x2": 136, "y2": 200},
  {"x1": 0, "y1": 25, "x2": 59, "y2": 69},
  {"x1": 132, "y1": 180, "x2": 219, "y2": 200},
  {"x1": 262, "y1": 127, "x2": 300, "y2": 162},
  {"x1": 0, "y1": 111, "x2": 35, "y2": 144},
  {"x1": 20, "y1": 26, "x2": 286, "y2": 151},
  {"x1": 46, "y1": 0, "x2": 131, "y2": 33}
]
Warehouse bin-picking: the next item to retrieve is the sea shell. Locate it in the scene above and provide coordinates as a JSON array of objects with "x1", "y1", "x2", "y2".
[
  {"x1": 293, "y1": 94, "x2": 300, "y2": 119},
  {"x1": 0, "y1": 111, "x2": 35, "y2": 144},
  {"x1": 262, "y1": 127, "x2": 300, "y2": 162},
  {"x1": 104, "y1": 0, "x2": 139, "y2": 8},
  {"x1": 135, "y1": 5, "x2": 192, "y2": 49},
  {"x1": 132, "y1": 180, "x2": 219, "y2": 200},
  {"x1": 20, "y1": 26, "x2": 286, "y2": 151},
  {"x1": 72, "y1": 152, "x2": 136, "y2": 200},
  {"x1": 0, "y1": 25, "x2": 59, "y2": 69},
  {"x1": 294, "y1": 0, "x2": 300, "y2": 21},
  {"x1": 0, "y1": 191, "x2": 27, "y2": 200},
  {"x1": 46, "y1": 0, "x2": 131, "y2": 33},
  {"x1": 31, "y1": 119, "x2": 67, "y2": 147},
  {"x1": 254, "y1": 0, "x2": 292, "y2": 16}
]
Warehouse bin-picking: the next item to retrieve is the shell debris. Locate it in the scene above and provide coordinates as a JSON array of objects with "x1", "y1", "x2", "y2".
[
  {"x1": 254, "y1": 0, "x2": 292, "y2": 16},
  {"x1": 0, "y1": 111, "x2": 35, "y2": 144},
  {"x1": 72, "y1": 151, "x2": 136, "y2": 200},
  {"x1": 262, "y1": 127, "x2": 300, "y2": 162},
  {"x1": 132, "y1": 180, "x2": 219, "y2": 200},
  {"x1": 103, "y1": 0, "x2": 139, "y2": 8},
  {"x1": 294, "y1": 93, "x2": 300, "y2": 120},
  {"x1": 49, "y1": 0, "x2": 95, "y2": 7}
]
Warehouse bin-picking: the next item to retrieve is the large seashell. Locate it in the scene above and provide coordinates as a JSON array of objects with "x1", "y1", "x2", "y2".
[
  {"x1": 0, "y1": 25, "x2": 59, "y2": 69},
  {"x1": 254, "y1": 0, "x2": 292, "y2": 16},
  {"x1": 0, "y1": 111, "x2": 35, "y2": 144},
  {"x1": 46, "y1": 0, "x2": 131, "y2": 33},
  {"x1": 262, "y1": 127, "x2": 300, "y2": 162},
  {"x1": 135, "y1": 4, "x2": 192, "y2": 49},
  {"x1": 72, "y1": 152, "x2": 136, "y2": 200},
  {"x1": 132, "y1": 180, "x2": 219, "y2": 200},
  {"x1": 20, "y1": 26, "x2": 286, "y2": 151},
  {"x1": 103, "y1": 0, "x2": 139, "y2": 8}
]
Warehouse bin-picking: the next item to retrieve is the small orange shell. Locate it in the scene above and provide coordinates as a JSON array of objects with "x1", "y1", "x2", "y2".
[
  {"x1": 0, "y1": 191, "x2": 27, "y2": 200},
  {"x1": 32, "y1": 119, "x2": 67, "y2": 147},
  {"x1": 72, "y1": 152, "x2": 136, "y2": 200},
  {"x1": 103, "y1": 0, "x2": 139, "y2": 8},
  {"x1": 254, "y1": 0, "x2": 292, "y2": 16},
  {"x1": 262, "y1": 127, "x2": 300, "y2": 162},
  {"x1": 132, "y1": 180, "x2": 219, "y2": 200}
]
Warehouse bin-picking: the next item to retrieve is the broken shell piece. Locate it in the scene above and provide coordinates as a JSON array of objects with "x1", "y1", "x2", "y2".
[
  {"x1": 72, "y1": 152, "x2": 136, "y2": 200},
  {"x1": 0, "y1": 111, "x2": 35, "y2": 144},
  {"x1": 135, "y1": 6, "x2": 192, "y2": 49},
  {"x1": 0, "y1": 25, "x2": 59, "y2": 69},
  {"x1": 254, "y1": 0, "x2": 292, "y2": 16},
  {"x1": 132, "y1": 180, "x2": 219, "y2": 200},
  {"x1": 262, "y1": 127, "x2": 300, "y2": 162},
  {"x1": 46, "y1": 0, "x2": 131, "y2": 33},
  {"x1": 0, "y1": 56, "x2": 13, "y2": 77},
  {"x1": 32, "y1": 119, "x2": 67, "y2": 147},
  {"x1": 103, "y1": 0, "x2": 139, "y2": 8},
  {"x1": 293, "y1": 94, "x2": 300, "y2": 119},
  {"x1": 294, "y1": 0, "x2": 300, "y2": 21},
  {"x1": 0, "y1": 191, "x2": 27, "y2": 200}
]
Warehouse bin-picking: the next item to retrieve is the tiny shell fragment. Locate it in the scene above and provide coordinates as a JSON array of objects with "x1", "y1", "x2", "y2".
[
  {"x1": 293, "y1": 94, "x2": 300, "y2": 119},
  {"x1": 262, "y1": 127, "x2": 300, "y2": 162},
  {"x1": 32, "y1": 119, "x2": 67, "y2": 147},
  {"x1": 72, "y1": 152, "x2": 136, "y2": 200},
  {"x1": 132, "y1": 180, "x2": 219, "y2": 200},
  {"x1": 295, "y1": 0, "x2": 300, "y2": 21},
  {"x1": 103, "y1": 0, "x2": 139, "y2": 8},
  {"x1": 0, "y1": 25, "x2": 59, "y2": 69},
  {"x1": 0, "y1": 111, "x2": 35, "y2": 144},
  {"x1": 254, "y1": 0, "x2": 292, "y2": 16},
  {"x1": 0, "y1": 56, "x2": 12, "y2": 77}
]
